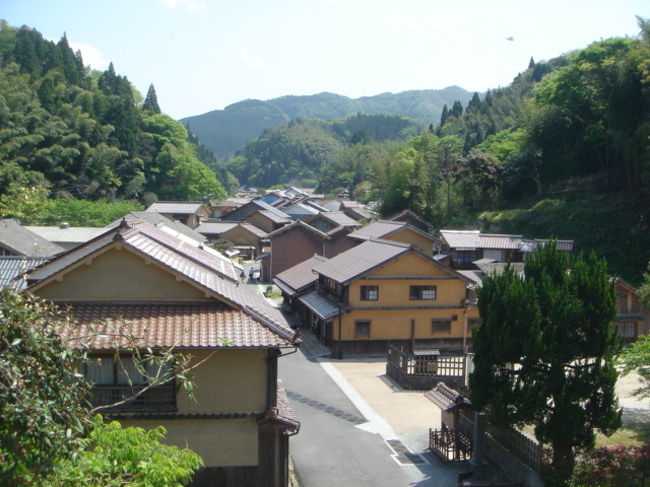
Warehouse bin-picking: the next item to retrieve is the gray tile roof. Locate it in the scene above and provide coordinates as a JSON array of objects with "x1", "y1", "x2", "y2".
[
  {"x1": 348, "y1": 220, "x2": 433, "y2": 242},
  {"x1": 273, "y1": 255, "x2": 329, "y2": 296},
  {"x1": 146, "y1": 201, "x2": 206, "y2": 214},
  {"x1": 25, "y1": 225, "x2": 107, "y2": 245},
  {"x1": 106, "y1": 212, "x2": 207, "y2": 243},
  {"x1": 314, "y1": 211, "x2": 361, "y2": 228},
  {"x1": 267, "y1": 220, "x2": 329, "y2": 240},
  {"x1": 298, "y1": 291, "x2": 341, "y2": 320},
  {"x1": 0, "y1": 220, "x2": 65, "y2": 257},
  {"x1": 257, "y1": 209, "x2": 292, "y2": 224},
  {"x1": 441, "y1": 230, "x2": 574, "y2": 252},
  {"x1": 0, "y1": 256, "x2": 49, "y2": 291},
  {"x1": 196, "y1": 222, "x2": 239, "y2": 235},
  {"x1": 312, "y1": 239, "x2": 411, "y2": 284}
]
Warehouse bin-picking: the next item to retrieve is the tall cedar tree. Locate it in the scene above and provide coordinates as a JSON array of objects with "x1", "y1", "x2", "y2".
[
  {"x1": 469, "y1": 243, "x2": 621, "y2": 486},
  {"x1": 143, "y1": 83, "x2": 161, "y2": 114}
]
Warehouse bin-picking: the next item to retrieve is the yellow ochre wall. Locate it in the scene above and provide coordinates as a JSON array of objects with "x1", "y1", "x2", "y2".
[
  {"x1": 221, "y1": 226, "x2": 259, "y2": 248},
  {"x1": 120, "y1": 417, "x2": 259, "y2": 467},
  {"x1": 339, "y1": 252, "x2": 478, "y2": 341},
  {"x1": 33, "y1": 247, "x2": 211, "y2": 302},
  {"x1": 386, "y1": 228, "x2": 434, "y2": 257},
  {"x1": 103, "y1": 349, "x2": 268, "y2": 467},
  {"x1": 176, "y1": 349, "x2": 268, "y2": 414}
]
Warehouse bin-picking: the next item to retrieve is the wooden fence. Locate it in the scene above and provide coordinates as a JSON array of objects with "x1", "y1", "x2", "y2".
[
  {"x1": 386, "y1": 344, "x2": 466, "y2": 390},
  {"x1": 429, "y1": 424, "x2": 472, "y2": 462},
  {"x1": 459, "y1": 412, "x2": 542, "y2": 474}
]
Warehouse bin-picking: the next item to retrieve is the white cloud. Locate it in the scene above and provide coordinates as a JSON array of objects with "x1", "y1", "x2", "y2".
[
  {"x1": 238, "y1": 47, "x2": 265, "y2": 71},
  {"x1": 69, "y1": 42, "x2": 110, "y2": 70},
  {"x1": 161, "y1": 0, "x2": 206, "y2": 12}
]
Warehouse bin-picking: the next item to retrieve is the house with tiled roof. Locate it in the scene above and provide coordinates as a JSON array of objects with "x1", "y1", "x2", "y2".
[
  {"x1": 438, "y1": 230, "x2": 574, "y2": 269},
  {"x1": 388, "y1": 209, "x2": 431, "y2": 233},
  {"x1": 105, "y1": 211, "x2": 207, "y2": 243},
  {"x1": 25, "y1": 224, "x2": 108, "y2": 251},
  {"x1": 145, "y1": 201, "x2": 211, "y2": 229},
  {"x1": 23, "y1": 219, "x2": 300, "y2": 487},
  {"x1": 222, "y1": 199, "x2": 292, "y2": 224},
  {"x1": 281, "y1": 238, "x2": 479, "y2": 356},
  {"x1": 272, "y1": 254, "x2": 329, "y2": 307},
  {"x1": 0, "y1": 219, "x2": 64, "y2": 257},
  {"x1": 613, "y1": 277, "x2": 650, "y2": 344},
  {"x1": 244, "y1": 210, "x2": 292, "y2": 234},
  {"x1": 348, "y1": 220, "x2": 435, "y2": 257},
  {"x1": 305, "y1": 211, "x2": 361, "y2": 233},
  {"x1": 196, "y1": 221, "x2": 269, "y2": 260},
  {"x1": 260, "y1": 220, "x2": 355, "y2": 282}
]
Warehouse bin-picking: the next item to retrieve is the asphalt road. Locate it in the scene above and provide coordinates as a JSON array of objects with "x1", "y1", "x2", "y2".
[{"x1": 279, "y1": 346, "x2": 412, "y2": 487}]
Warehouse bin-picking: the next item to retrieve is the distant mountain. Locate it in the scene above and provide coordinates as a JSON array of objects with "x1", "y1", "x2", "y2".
[{"x1": 180, "y1": 87, "x2": 475, "y2": 158}]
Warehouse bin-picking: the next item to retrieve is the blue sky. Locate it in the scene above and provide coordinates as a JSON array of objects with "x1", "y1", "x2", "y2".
[{"x1": 2, "y1": 0, "x2": 646, "y2": 119}]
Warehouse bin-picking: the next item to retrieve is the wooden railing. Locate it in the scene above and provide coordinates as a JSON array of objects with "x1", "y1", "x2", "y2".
[
  {"x1": 91, "y1": 383, "x2": 176, "y2": 412},
  {"x1": 459, "y1": 411, "x2": 542, "y2": 474},
  {"x1": 387, "y1": 344, "x2": 466, "y2": 389},
  {"x1": 429, "y1": 425, "x2": 472, "y2": 462}
]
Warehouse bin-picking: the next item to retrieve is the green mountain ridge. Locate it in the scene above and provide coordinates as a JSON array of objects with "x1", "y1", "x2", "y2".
[{"x1": 181, "y1": 87, "x2": 475, "y2": 158}]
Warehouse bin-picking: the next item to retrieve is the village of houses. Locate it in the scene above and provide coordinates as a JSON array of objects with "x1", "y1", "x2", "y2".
[{"x1": 1, "y1": 186, "x2": 648, "y2": 487}]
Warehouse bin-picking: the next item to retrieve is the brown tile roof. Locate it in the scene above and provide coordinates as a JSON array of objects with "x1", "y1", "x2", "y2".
[
  {"x1": 26, "y1": 221, "x2": 297, "y2": 344},
  {"x1": 60, "y1": 302, "x2": 294, "y2": 350},
  {"x1": 274, "y1": 380, "x2": 300, "y2": 432},
  {"x1": 273, "y1": 255, "x2": 329, "y2": 296},
  {"x1": 348, "y1": 220, "x2": 433, "y2": 242},
  {"x1": 312, "y1": 239, "x2": 411, "y2": 284}
]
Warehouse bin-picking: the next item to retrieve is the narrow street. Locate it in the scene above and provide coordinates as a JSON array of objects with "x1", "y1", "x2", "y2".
[{"x1": 279, "y1": 342, "x2": 413, "y2": 487}]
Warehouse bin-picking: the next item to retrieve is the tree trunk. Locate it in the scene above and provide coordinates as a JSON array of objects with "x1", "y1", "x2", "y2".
[{"x1": 548, "y1": 443, "x2": 575, "y2": 487}]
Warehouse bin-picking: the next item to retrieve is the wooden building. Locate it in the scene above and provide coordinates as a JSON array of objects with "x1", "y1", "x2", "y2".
[
  {"x1": 260, "y1": 221, "x2": 355, "y2": 282},
  {"x1": 23, "y1": 220, "x2": 300, "y2": 487},
  {"x1": 284, "y1": 238, "x2": 479, "y2": 356}
]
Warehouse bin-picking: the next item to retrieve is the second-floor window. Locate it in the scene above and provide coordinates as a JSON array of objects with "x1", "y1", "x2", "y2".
[
  {"x1": 410, "y1": 285, "x2": 436, "y2": 300},
  {"x1": 84, "y1": 356, "x2": 176, "y2": 411},
  {"x1": 360, "y1": 285, "x2": 379, "y2": 301}
]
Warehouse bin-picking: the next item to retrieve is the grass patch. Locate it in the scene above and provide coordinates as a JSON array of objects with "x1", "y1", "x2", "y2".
[
  {"x1": 596, "y1": 421, "x2": 650, "y2": 447},
  {"x1": 520, "y1": 420, "x2": 650, "y2": 448}
]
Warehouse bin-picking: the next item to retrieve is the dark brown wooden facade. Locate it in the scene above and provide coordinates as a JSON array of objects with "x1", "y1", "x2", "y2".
[{"x1": 261, "y1": 225, "x2": 354, "y2": 281}]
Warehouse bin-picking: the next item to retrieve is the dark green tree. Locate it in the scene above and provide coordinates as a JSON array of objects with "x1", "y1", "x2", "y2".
[
  {"x1": 142, "y1": 83, "x2": 161, "y2": 114},
  {"x1": 470, "y1": 244, "x2": 622, "y2": 486},
  {"x1": 0, "y1": 288, "x2": 91, "y2": 483}
]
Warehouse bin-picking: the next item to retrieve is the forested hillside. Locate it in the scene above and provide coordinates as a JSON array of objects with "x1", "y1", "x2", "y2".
[
  {"x1": 227, "y1": 113, "x2": 422, "y2": 189},
  {"x1": 181, "y1": 87, "x2": 473, "y2": 158},
  {"x1": 338, "y1": 20, "x2": 650, "y2": 283},
  {"x1": 0, "y1": 22, "x2": 226, "y2": 220}
]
